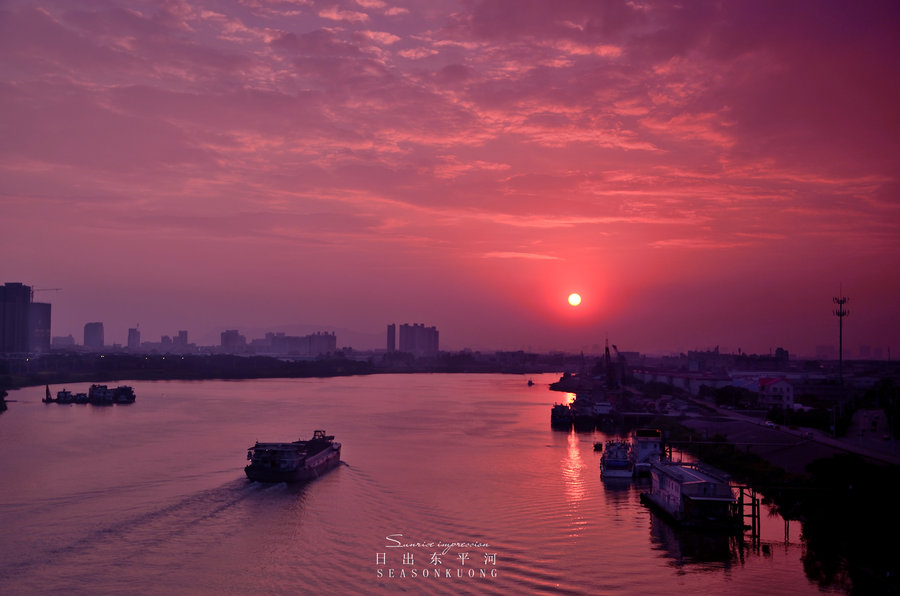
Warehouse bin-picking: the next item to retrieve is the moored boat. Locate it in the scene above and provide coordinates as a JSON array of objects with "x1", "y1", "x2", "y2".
[
  {"x1": 640, "y1": 461, "x2": 740, "y2": 531},
  {"x1": 601, "y1": 439, "x2": 634, "y2": 478},
  {"x1": 631, "y1": 428, "x2": 663, "y2": 476},
  {"x1": 550, "y1": 403, "x2": 573, "y2": 428},
  {"x1": 89, "y1": 384, "x2": 116, "y2": 405},
  {"x1": 245, "y1": 430, "x2": 341, "y2": 482},
  {"x1": 113, "y1": 386, "x2": 136, "y2": 404},
  {"x1": 44, "y1": 385, "x2": 136, "y2": 405}
]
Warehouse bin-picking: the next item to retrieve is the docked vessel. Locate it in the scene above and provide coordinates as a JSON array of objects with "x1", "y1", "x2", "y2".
[
  {"x1": 550, "y1": 403, "x2": 573, "y2": 428},
  {"x1": 44, "y1": 384, "x2": 136, "y2": 405},
  {"x1": 600, "y1": 439, "x2": 634, "y2": 478},
  {"x1": 640, "y1": 461, "x2": 740, "y2": 531},
  {"x1": 631, "y1": 428, "x2": 663, "y2": 476},
  {"x1": 245, "y1": 430, "x2": 341, "y2": 482}
]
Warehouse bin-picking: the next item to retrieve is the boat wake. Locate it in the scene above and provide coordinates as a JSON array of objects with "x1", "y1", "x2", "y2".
[{"x1": 0, "y1": 478, "x2": 301, "y2": 589}]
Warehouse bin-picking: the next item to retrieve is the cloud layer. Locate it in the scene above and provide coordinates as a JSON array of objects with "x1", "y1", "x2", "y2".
[{"x1": 2, "y1": 0, "x2": 898, "y2": 353}]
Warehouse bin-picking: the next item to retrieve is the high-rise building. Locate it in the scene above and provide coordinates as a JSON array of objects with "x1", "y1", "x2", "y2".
[
  {"x1": 28, "y1": 302, "x2": 51, "y2": 353},
  {"x1": 128, "y1": 328, "x2": 141, "y2": 350},
  {"x1": 307, "y1": 331, "x2": 336, "y2": 356},
  {"x1": 398, "y1": 323, "x2": 439, "y2": 357},
  {"x1": 1, "y1": 282, "x2": 52, "y2": 354},
  {"x1": 84, "y1": 322, "x2": 104, "y2": 350},
  {"x1": 387, "y1": 324, "x2": 396, "y2": 352},
  {"x1": 221, "y1": 329, "x2": 246, "y2": 352}
]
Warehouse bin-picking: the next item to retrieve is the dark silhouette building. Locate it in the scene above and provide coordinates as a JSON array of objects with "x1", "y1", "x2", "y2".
[
  {"x1": 128, "y1": 327, "x2": 141, "y2": 350},
  {"x1": 398, "y1": 323, "x2": 439, "y2": 357},
  {"x1": 28, "y1": 302, "x2": 51, "y2": 353},
  {"x1": 1, "y1": 282, "x2": 52, "y2": 354},
  {"x1": 221, "y1": 329, "x2": 247, "y2": 352},
  {"x1": 84, "y1": 322, "x2": 104, "y2": 350},
  {"x1": 259, "y1": 331, "x2": 336, "y2": 356},
  {"x1": 387, "y1": 324, "x2": 396, "y2": 352}
]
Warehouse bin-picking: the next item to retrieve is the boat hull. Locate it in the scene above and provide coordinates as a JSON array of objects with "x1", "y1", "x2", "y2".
[
  {"x1": 245, "y1": 444, "x2": 341, "y2": 483},
  {"x1": 601, "y1": 465, "x2": 634, "y2": 478}
]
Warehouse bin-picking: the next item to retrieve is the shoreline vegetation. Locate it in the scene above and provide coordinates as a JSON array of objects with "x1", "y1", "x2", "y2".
[{"x1": 0, "y1": 352, "x2": 580, "y2": 393}]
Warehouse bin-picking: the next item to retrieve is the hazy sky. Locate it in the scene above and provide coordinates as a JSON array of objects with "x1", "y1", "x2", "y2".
[{"x1": 2, "y1": 0, "x2": 898, "y2": 355}]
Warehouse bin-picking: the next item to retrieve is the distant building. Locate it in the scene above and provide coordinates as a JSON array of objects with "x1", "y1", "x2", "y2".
[
  {"x1": 758, "y1": 378, "x2": 794, "y2": 409},
  {"x1": 0, "y1": 282, "x2": 31, "y2": 353},
  {"x1": 774, "y1": 347, "x2": 789, "y2": 363},
  {"x1": 52, "y1": 334, "x2": 76, "y2": 348},
  {"x1": 815, "y1": 345, "x2": 836, "y2": 360},
  {"x1": 1, "y1": 282, "x2": 52, "y2": 354},
  {"x1": 387, "y1": 324, "x2": 396, "y2": 352},
  {"x1": 307, "y1": 331, "x2": 336, "y2": 356},
  {"x1": 84, "y1": 322, "x2": 104, "y2": 350},
  {"x1": 28, "y1": 301, "x2": 51, "y2": 353},
  {"x1": 398, "y1": 323, "x2": 439, "y2": 357},
  {"x1": 175, "y1": 330, "x2": 188, "y2": 347},
  {"x1": 128, "y1": 328, "x2": 141, "y2": 350},
  {"x1": 220, "y1": 329, "x2": 247, "y2": 352},
  {"x1": 255, "y1": 331, "x2": 336, "y2": 356}
]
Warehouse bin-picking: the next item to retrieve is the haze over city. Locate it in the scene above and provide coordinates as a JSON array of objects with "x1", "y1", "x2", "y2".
[{"x1": 2, "y1": 0, "x2": 898, "y2": 356}]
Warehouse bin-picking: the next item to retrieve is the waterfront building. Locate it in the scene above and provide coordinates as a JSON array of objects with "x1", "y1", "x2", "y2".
[
  {"x1": 398, "y1": 323, "x2": 439, "y2": 357},
  {"x1": 387, "y1": 324, "x2": 396, "y2": 352},
  {"x1": 84, "y1": 322, "x2": 104, "y2": 350},
  {"x1": 1, "y1": 282, "x2": 52, "y2": 354},
  {"x1": 128, "y1": 328, "x2": 141, "y2": 350},
  {"x1": 175, "y1": 330, "x2": 188, "y2": 347},
  {"x1": 52, "y1": 334, "x2": 76, "y2": 348},
  {"x1": 307, "y1": 331, "x2": 336, "y2": 356},
  {"x1": 220, "y1": 329, "x2": 246, "y2": 353},
  {"x1": 1, "y1": 282, "x2": 30, "y2": 353},
  {"x1": 255, "y1": 331, "x2": 336, "y2": 356},
  {"x1": 28, "y1": 302, "x2": 51, "y2": 353}
]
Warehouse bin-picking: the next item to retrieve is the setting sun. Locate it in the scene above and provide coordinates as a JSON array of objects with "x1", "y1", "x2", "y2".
[{"x1": 567, "y1": 293, "x2": 582, "y2": 307}]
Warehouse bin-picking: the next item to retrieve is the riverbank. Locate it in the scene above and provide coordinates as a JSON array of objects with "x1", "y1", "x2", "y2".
[
  {"x1": 651, "y1": 414, "x2": 899, "y2": 594},
  {"x1": 0, "y1": 351, "x2": 583, "y2": 394}
]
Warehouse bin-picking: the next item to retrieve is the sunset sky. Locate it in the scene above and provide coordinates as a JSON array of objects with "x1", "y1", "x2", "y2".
[{"x1": 2, "y1": 0, "x2": 898, "y2": 355}]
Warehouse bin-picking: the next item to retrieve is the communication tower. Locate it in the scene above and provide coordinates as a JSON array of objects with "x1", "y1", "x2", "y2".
[{"x1": 833, "y1": 290, "x2": 849, "y2": 384}]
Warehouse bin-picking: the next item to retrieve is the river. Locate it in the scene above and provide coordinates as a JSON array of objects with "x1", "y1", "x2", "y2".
[{"x1": 0, "y1": 374, "x2": 838, "y2": 594}]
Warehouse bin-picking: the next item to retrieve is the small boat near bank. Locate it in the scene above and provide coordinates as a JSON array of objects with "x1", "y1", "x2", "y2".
[
  {"x1": 631, "y1": 428, "x2": 663, "y2": 476},
  {"x1": 43, "y1": 384, "x2": 136, "y2": 405},
  {"x1": 600, "y1": 439, "x2": 634, "y2": 478},
  {"x1": 245, "y1": 430, "x2": 341, "y2": 483},
  {"x1": 550, "y1": 403, "x2": 573, "y2": 428}
]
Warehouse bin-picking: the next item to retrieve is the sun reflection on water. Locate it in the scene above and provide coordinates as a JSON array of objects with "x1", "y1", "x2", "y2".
[{"x1": 562, "y1": 429, "x2": 585, "y2": 505}]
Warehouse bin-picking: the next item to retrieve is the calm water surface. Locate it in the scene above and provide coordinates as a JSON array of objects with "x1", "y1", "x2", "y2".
[{"x1": 0, "y1": 374, "x2": 835, "y2": 594}]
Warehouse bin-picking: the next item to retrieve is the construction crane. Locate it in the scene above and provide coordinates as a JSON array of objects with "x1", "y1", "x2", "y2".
[{"x1": 611, "y1": 344, "x2": 626, "y2": 364}]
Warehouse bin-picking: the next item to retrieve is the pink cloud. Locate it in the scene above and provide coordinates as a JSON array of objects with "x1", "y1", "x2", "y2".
[{"x1": 1, "y1": 0, "x2": 898, "y2": 354}]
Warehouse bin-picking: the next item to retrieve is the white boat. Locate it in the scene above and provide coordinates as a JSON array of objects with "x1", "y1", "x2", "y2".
[
  {"x1": 631, "y1": 428, "x2": 663, "y2": 476},
  {"x1": 600, "y1": 439, "x2": 634, "y2": 478}
]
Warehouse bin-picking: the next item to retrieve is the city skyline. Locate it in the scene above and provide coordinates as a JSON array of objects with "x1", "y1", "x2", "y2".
[
  {"x1": 24, "y1": 299, "x2": 892, "y2": 360},
  {"x1": 2, "y1": 1, "x2": 898, "y2": 356}
]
